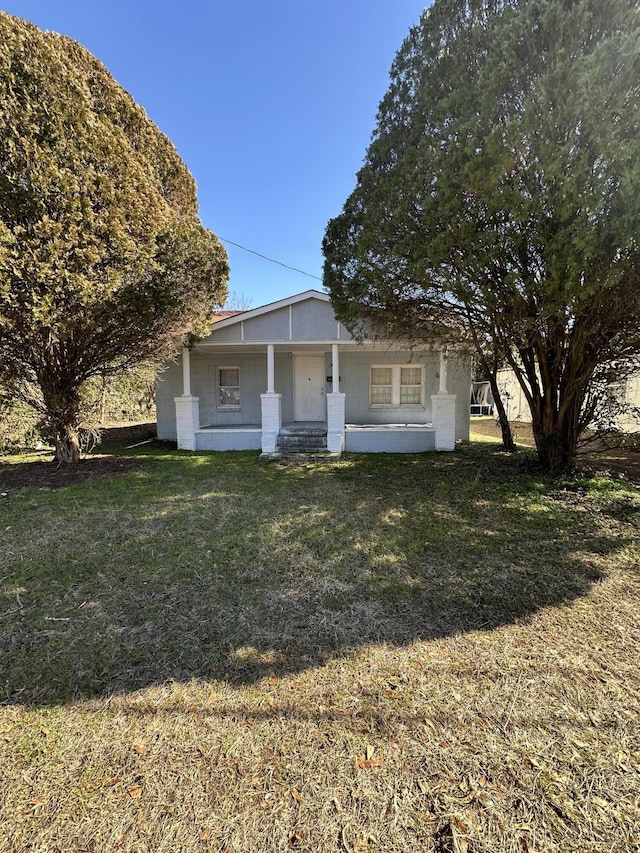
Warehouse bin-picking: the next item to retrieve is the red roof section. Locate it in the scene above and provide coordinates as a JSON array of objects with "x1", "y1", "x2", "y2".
[{"x1": 211, "y1": 310, "x2": 244, "y2": 324}]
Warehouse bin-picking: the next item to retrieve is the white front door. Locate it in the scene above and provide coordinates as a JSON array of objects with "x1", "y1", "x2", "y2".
[{"x1": 294, "y1": 356, "x2": 325, "y2": 421}]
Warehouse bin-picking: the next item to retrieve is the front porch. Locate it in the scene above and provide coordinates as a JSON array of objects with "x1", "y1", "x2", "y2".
[
  {"x1": 174, "y1": 342, "x2": 457, "y2": 456},
  {"x1": 192, "y1": 421, "x2": 439, "y2": 454}
]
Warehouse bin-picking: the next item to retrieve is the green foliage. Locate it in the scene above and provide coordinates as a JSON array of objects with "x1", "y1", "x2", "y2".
[
  {"x1": 81, "y1": 363, "x2": 156, "y2": 426},
  {"x1": 0, "y1": 12, "x2": 228, "y2": 461},
  {"x1": 0, "y1": 390, "x2": 40, "y2": 453},
  {"x1": 0, "y1": 363, "x2": 156, "y2": 453},
  {"x1": 323, "y1": 0, "x2": 640, "y2": 472}
]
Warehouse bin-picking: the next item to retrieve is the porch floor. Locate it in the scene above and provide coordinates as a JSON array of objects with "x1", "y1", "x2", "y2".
[
  {"x1": 198, "y1": 422, "x2": 434, "y2": 431},
  {"x1": 195, "y1": 422, "x2": 435, "y2": 453}
]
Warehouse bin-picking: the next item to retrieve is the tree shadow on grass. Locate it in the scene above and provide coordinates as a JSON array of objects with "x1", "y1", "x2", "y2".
[{"x1": 1, "y1": 445, "x2": 636, "y2": 705}]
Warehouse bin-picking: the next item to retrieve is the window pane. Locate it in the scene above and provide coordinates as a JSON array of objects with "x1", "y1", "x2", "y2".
[
  {"x1": 371, "y1": 386, "x2": 392, "y2": 405},
  {"x1": 219, "y1": 368, "x2": 239, "y2": 387},
  {"x1": 371, "y1": 367, "x2": 392, "y2": 386},
  {"x1": 219, "y1": 387, "x2": 240, "y2": 407},
  {"x1": 401, "y1": 367, "x2": 422, "y2": 386},
  {"x1": 400, "y1": 386, "x2": 421, "y2": 404}
]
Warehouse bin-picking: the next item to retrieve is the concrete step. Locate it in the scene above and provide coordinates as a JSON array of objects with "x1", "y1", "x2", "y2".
[
  {"x1": 260, "y1": 451, "x2": 341, "y2": 463},
  {"x1": 276, "y1": 427, "x2": 327, "y2": 453}
]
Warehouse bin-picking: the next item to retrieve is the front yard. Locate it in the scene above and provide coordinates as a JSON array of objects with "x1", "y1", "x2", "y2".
[{"x1": 1, "y1": 443, "x2": 638, "y2": 851}]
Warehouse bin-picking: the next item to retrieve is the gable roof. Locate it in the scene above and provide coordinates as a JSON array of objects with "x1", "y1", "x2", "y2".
[{"x1": 208, "y1": 289, "x2": 330, "y2": 331}]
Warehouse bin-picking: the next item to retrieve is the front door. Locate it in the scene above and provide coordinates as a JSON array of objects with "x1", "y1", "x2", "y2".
[{"x1": 294, "y1": 356, "x2": 325, "y2": 421}]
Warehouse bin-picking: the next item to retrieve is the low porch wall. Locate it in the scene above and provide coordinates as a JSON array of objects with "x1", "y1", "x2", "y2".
[
  {"x1": 345, "y1": 424, "x2": 436, "y2": 453},
  {"x1": 195, "y1": 428, "x2": 262, "y2": 451}
]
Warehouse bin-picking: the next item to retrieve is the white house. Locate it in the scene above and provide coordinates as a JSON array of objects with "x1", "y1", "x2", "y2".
[{"x1": 155, "y1": 290, "x2": 470, "y2": 456}]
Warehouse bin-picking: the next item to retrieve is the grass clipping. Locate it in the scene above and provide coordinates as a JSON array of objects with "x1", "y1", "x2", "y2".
[{"x1": 0, "y1": 444, "x2": 639, "y2": 852}]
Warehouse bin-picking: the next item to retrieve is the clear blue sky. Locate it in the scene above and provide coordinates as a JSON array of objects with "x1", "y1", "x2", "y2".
[{"x1": 2, "y1": 1, "x2": 428, "y2": 307}]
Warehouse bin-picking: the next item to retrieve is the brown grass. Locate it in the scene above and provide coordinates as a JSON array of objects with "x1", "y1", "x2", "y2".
[{"x1": 1, "y1": 443, "x2": 639, "y2": 852}]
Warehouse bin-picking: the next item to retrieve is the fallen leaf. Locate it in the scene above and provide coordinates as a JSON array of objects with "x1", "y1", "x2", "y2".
[
  {"x1": 290, "y1": 788, "x2": 303, "y2": 802},
  {"x1": 127, "y1": 785, "x2": 143, "y2": 798},
  {"x1": 356, "y1": 753, "x2": 385, "y2": 770},
  {"x1": 132, "y1": 744, "x2": 147, "y2": 755},
  {"x1": 452, "y1": 816, "x2": 469, "y2": 833},
  {"x1": 200, "y1": 828, "x2": 210, "y2": 841},
  {"x1": 102, "y1": 778, "x2": 121, "y2": 788}
]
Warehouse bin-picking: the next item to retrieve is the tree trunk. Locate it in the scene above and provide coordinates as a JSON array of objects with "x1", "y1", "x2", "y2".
[
  {"x1": 40, "y1": 377, "x2": 84, "y2": 464},
  {"x1": 474, "y1": 339, "x2": 516, "y2": 451},
  {"x1": 487, "y1": 370, "x2": 516, "y2": 451},
  {"x1": 52, "y1": 422, "x2": 82, "y2": 463},
  {"x1": 531, "y1": 399, "x2": 579, "y2": 474}
]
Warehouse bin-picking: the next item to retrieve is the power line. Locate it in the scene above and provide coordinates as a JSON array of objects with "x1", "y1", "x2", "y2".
[{"x1": 219, "y1": 236, "x2": 322, "y2": 281}]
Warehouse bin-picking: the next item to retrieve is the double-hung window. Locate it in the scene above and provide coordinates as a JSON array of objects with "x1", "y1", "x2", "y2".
[
  {"x1": 217, "y1": 366, "x2": 240, "y2": 409},
  {"x1": 370, "y1": 364, "x2": 424, "y2": 408}
]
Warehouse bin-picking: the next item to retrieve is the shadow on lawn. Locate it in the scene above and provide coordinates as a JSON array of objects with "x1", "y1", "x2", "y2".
[{"x1": 1, "y1": 446, "x2": 635, "y2": 705}]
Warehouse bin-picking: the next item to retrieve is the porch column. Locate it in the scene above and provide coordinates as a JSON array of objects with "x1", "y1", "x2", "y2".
[
  {"x1": 438, "y1": 348, "x2": 448, "y2": 393},
  {"x1": 327, "y1": 343, "x2": 345, "y2": 453},
  {"x1": 431, "y1": 348, "x2": 456, "y2": 451},
  {"x1": 267, "y1": 344, "x2": 275, "y2": 393},
  {"x1": 174, "y1": 346, "x2": 200, "y2": 451},
  {"x1": 261, "y1": 344, "x2": 282, "y2": 453}
]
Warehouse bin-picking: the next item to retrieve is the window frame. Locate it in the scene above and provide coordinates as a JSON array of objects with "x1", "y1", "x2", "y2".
[
  {"x1": 369, "y1": 364, "x2": 425, "y2": 409},
  {"x1": 216, "y1": 365, "x2": 241, "y2": 410}
]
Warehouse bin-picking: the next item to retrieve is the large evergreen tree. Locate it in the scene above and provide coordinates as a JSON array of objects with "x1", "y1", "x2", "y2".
[
  {"x1": 0, "y1": 12, "x2": 228, "y2": 461},
  {"x1": 323, "y1": 0, "x2": 640, "y2": 472}
]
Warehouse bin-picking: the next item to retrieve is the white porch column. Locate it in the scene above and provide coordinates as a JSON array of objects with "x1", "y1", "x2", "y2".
[
  {"x1": 327, "y1": 344, "x2": 345, "y2": 453},
  {"x1": 261, "y1": 345, "x2": 282, "y2": 453},
  {"x1": 267, "y1": 344, "x2": 275, "y2": 394},
  {"x1": 438, "y1": 348, "x2": 448, "y2": 393},
  {"x1": 260, "y1": 393, "x2": 282, "y2": 452},
  {"x1": 432, "y1": 349, "x2": 456, "y2": 451},
  {"x1": 174, "y1": 347, "x2": 200, "y2": 450}
]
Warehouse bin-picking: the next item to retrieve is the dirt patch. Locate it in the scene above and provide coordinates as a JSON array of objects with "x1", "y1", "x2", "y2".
[
  {"x1": 0, "y1": 455, "x2": 154, "y2": 493},
  {"x1": 470, "y1": 417, "x2": 640, "y2": 484},
  {"x1": 0, "y1": 422, "x2": 159, "y2": 493}
]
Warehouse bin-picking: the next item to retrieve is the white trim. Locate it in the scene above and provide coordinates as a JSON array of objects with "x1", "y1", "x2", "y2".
[{"x1": 194, "y1": 339, "x2": 367, "y2": 350}]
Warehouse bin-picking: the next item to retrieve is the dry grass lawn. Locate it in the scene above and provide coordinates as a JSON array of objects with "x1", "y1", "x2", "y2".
[{"x1": 1, "y1": 441, "x2": 639, "y2": 852}]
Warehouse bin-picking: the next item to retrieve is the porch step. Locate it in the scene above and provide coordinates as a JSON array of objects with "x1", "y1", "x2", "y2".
[
  {"x1": 260, "y1": 450, "x2": 341, "y2": 463},
  {"x1": 276, "y1": 426, "x2": 327, "y2": 454}
]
